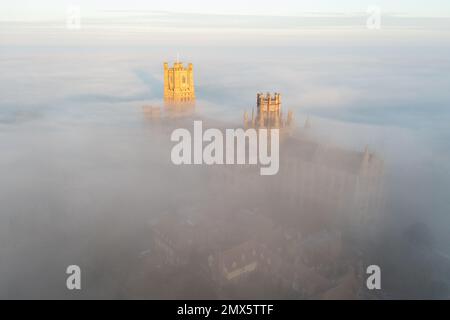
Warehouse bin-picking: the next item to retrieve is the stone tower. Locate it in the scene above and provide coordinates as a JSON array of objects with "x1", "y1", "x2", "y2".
[
  {"x1": 254, "y1": 92, "x2": 284, "y2": 128},
  {"x1": 257, "y1": 92, "x2": 281, "y2": 114},
  {"x1": 163, "y1": 62, "x2": 195, "y2": 103},
  {"x1": 244, "y1": 93, "x2": 294, "y2": 139}
]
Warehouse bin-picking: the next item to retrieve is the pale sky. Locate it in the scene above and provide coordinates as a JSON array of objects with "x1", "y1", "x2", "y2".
[{"x1": 1, "y1": 0, "x2": 450, "y2": 21}]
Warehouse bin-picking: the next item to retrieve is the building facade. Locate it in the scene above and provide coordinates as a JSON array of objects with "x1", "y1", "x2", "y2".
[
  {"x1": 163, "y1": 62, "x2": 196, "y2": 103},
  {"x1": 244, "y1": 92, "x2": 293, "y2": 132}
]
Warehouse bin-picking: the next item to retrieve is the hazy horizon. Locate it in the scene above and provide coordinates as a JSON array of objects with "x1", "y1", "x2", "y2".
[{"x1": 1, "y1": 3, "x2": 450, "y2": 299}]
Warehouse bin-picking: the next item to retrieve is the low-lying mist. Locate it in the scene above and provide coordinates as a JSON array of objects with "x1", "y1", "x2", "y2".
[{"x1": 0, "y1": 26, "x2": 449, "y2": 299}]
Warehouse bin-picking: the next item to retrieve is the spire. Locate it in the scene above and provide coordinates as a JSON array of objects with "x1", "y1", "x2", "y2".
[
  {"x1": 363, "y1": 145, "x2": 370, "y2": 163},
  {"x1": 244, "y1": 111, "x2": 249, "y2": 129},
  {"x1": 361, "y1": 145, "x2": 371, "y2": 174}
]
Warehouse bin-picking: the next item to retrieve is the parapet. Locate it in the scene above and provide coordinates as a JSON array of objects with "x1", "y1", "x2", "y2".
[{"x1": 257, "y1": 92, "x2": 281, "y2": 113}]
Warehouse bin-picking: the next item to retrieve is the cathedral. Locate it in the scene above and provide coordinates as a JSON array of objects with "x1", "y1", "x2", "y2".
[{"x1": 142, "y1": 61, "x2": 386, "y2": 299}]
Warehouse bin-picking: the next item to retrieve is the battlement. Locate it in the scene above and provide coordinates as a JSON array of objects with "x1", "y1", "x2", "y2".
[
  {"x1": 245, "y1": 93, "x2": 293, "y2": 132},
  {"x1": 257, "y1": 92, "x2": 281, "y2": 113},
  {"x1": 164, "y1": 61, "x2": 195, "y2": 104},
  {"x1": 165, "y1": 62, "x2": 193, "y2": 71}
]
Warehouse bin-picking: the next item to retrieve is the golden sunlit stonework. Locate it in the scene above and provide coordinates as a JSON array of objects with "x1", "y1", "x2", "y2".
[
  {"x1": 244, "y1": 92, "x2": 294, "y2": 139},
  {"x1": 163, "y1": 61, "x2": 196, "y2": 104},
  {"x1": 257, "y1": 92, "x2": 281, "y2": 113}
]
